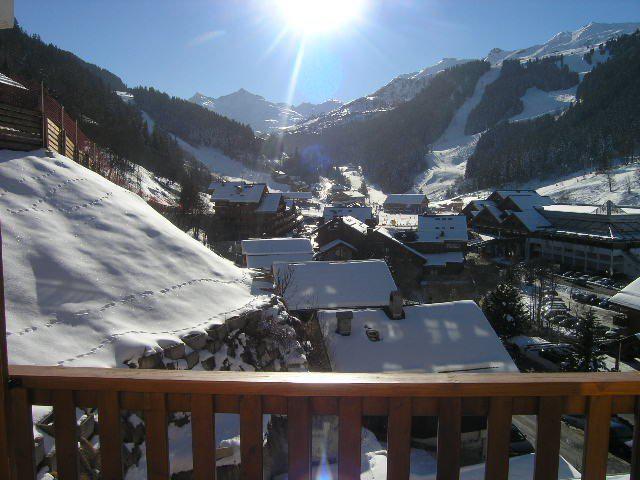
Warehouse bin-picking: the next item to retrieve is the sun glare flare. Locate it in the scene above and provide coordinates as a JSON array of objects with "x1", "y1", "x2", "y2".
[{"x1": 277, "y1": 0, "x2": 365, "y2": 34}]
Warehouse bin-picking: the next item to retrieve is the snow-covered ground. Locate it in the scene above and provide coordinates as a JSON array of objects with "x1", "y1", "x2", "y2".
[
  {"x1": 341, "y1": 166, "x2": 387, "y2": 206},
  {"x1": 510, "y1": 85, "x2": 577, "y2": 122},
  {"x1": 1, "y1": 149, "x2": 262, "y2": 367}
]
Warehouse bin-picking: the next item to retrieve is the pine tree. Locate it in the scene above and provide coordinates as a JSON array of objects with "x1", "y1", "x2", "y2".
[
  {"x1": 568, "y1": 309, "x2": 605, "y2": 372},
  {"x1": 358, "y1": 179, "x2": 369, "y2": 198},
  {"x1": 481, "y1": 283, "x2": 529, "y2": 338}
]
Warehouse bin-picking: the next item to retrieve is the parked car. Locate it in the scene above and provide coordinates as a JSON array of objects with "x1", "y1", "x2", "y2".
[
  {"x1": 510, "y1": 425, "x2": 534, "y2": 455},
  {"x1": 599, "y1": 298, "x2": 612, "y2": 309},
  {"x1": 605, "y1": 327, "x2": 626, "y2": 339}
]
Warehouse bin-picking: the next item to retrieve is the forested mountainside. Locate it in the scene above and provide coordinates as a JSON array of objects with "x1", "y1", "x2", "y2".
[
  {"x1": 464, "y1": 57, "x2": 579, "y2": 135},
  {"x1": 279, "y1": 61, "x2": 490, "y2": 192},
  {"x1": 465, "y1": 31, "x2": 640, "y2": 190},
  {"x1": 132, "y1": 87, "x2": 262, "y2": 166}
]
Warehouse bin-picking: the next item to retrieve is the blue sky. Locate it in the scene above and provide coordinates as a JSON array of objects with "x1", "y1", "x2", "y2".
[{"x1": 15, "y1": 0, "x2": 640, "y2": 105}]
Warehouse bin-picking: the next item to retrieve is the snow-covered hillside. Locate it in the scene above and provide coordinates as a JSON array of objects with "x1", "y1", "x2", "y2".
[
  {"x1": 189, "y1": 89, "x2": 343, "y2": 135},
  {"x1": 2, "y1": 149, "x2": 261, "y2": 367},
  {"x1": 288, "y1": 58, "x2": 472, "y2": 134},
  {"x1": 415, "y1": 21, "x2": 640, "y2": 200}
]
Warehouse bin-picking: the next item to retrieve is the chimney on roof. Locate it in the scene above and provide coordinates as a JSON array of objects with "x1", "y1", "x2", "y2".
[
  {"x1": 335, "y1": 311, "x2": 353, "y2": 336},
  {"x1": 389, "y1": 290, "x2": 404, "y2": 319}
]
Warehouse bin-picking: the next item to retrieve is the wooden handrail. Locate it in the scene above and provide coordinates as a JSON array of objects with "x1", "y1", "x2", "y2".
[
  {"x1": 6, "y1": 365, "x2": 640, "y2": 480},
  {"x1": 9, "y1": 365, "x2": 640, "y2": 396}
]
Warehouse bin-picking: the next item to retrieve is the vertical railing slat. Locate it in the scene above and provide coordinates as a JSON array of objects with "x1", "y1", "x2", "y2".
[
  {"x1": 10, "y1": 387, "x2": 36, "y2": 479},
  {"x1": 533, "y1": 396, "x2": 562, "y2": 480},
  {"x1": 582, "y1": 396, "x2": 612, "y2": 480},
  {"x1": 437, "y1": 397, "x2": 461, "y2": 480},
  {"x1": 484, "y1": 396, "x2": 512, "y2": 480},
  {"x1": 240, "y1": 395, "x2": 263, "y2": 480},
  {"x1": 631, "y1": 397, "x2": 640, "y2": 480},
  {"x1": 288, "y1": 397, "x2": 311, "y2": 480},
  {"x1": 387, "y1": 397, "x2": 411, "y2": 480},
  {"x1": 98, "y1": 390, "x2": 123, "y2": 480},
  {"x1": 192, "y1": 394, "x2": 216, "y2": 480},
  {"x1": 338, "y1": 397, "x2": 362, "y2": 480},
  {"x1": 145, "y1": 392, "x2": 169, "y2": 480},
  {"x1": 53, "y1": 390, "x2": 78, "y2": 480}
]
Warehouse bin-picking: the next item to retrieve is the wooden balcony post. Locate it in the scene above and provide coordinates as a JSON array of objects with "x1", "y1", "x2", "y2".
[
  {"x1": 240, "y1": 395, "x2": 263, "y2": 480},
  {"x1": 0, "y1": 223, "x2": 12, "y2": 479},
  {"x1": 53, "y1": 389, "x2": 79, "y2": 479},
  {"x1": 338, "y1": 397, "x2": 362, "y2": 480},
  {"x1": 144, "y1": 392, "x2": 170, "y2": 480},
  {"x1": 631, "y1": 397, "x2": 640, "y2": 480},
  {"x1": 191, "y1": 394, "x2": 216, "y2": 480},
  {"x1": 437, "y1": 397, "x2": 461, "y2": 480},
  {"x1": 533, "y1": 396, "x2": 563, "y2": 480},
  {"x1": 98, "y1": 391, "x2": 123, "y2": 480},
  {"x1": 485, "y1": 396, "x2": 512, "y2": 480},
  {"x1": 10, "y1": 387, "x2": 35, "y2": 479},
  {"x1": 582, "y1": 396, "x2": 612, "y2": 480},
  {"x1": 387, "y1": 397, "x2": 411, "y2": 480},
  {"x1": 288, "y1": 397, "x2": 311, "y2": 480}
]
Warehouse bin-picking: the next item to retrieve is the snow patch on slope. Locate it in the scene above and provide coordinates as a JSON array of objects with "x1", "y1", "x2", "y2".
[
  {"x1": 2, "y1": 149, "x2": 261, "y2": 367},
  {"x1": 510, "y1": 85, "x2": 577, "y2": 122}
]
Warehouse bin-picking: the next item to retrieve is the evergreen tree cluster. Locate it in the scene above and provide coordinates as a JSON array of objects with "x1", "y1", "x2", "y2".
[
  {"x1": 466, "y1": 31, "x2": 640, "y2": 190},
  {"x1": 131, "y1": 87, "x2": 261, "y2": 165},
  {"x1": 464, "y1": 56, "x2": 579, "y2": 135},
  {"x1": 481, "y1": 282, "x2": 529, "y2": 338},
  {"x1": 280, "y1": 61, "x2": 491, "y2": 192},
  {"x1": 568, "y1": 309, "x2": 605, "y2": 372}
]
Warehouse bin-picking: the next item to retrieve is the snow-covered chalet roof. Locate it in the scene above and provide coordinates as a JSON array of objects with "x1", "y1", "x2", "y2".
[
  {"x1": 242, "y1": 238, "x2": 313, "y2": 255},
  {"x1": 509, "y1": 210, "x2": 552, "y2": 232},
  {"x1": 255, "y1": 192, "x2": 282, "y2": 213},
  {"x1": 323, "y1": 206, "x2": 373, "y2": 223},
  {"x1": 611, "y1": 277, "x2": 640, "y2": 311},
  {"x1": 0, "y1": 72, "x2": 26, "y2": 90},
  {"x1": 423, "y1": 251, "x2": 465, "y2": 266},
  {"x1": 415, "y1": 214, "x2": 468, "y2": 243},
  {"x1": 318, "y1": 239, "x2": 358, "y2": 254},
  {"x1": 209, "y1": 181, "x2": 266, "y2": 204},
  {"x1": 383, "y1": 194, "x2": 428, "y2": 206},
  {"x1": 317, "y1": 301, "x2": 518, "y2": 373},
  {"x1": 501, "y1": 194, "x2": 554, "y2": 211},
  {"x1": 273, "y1": 260, "x2": 397, "y2": 310}
]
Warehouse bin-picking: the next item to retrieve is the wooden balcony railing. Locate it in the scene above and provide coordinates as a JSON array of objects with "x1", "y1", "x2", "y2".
[{"x1": 3, "y1": 366, "x2": 640, "y2": 480}]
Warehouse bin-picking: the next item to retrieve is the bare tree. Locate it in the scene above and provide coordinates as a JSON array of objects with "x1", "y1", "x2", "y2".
[{"x1": 274, "y1": 264, "x2": 296, "y2": 298}]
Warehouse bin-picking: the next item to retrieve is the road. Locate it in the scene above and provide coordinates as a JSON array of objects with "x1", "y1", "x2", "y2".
[{"x1": 513, "y1": 415, "x2": 630, "y2": 475}]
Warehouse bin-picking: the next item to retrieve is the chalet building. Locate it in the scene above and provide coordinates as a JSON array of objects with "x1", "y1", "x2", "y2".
[
  {"x1": 322, "y1": 205, "x2": 375, "y2": 226},
  {"x1": 208, "y1": 181, "x2": 300, "y2": 240},
  {"x1": 282, "y1": 191, "x2": 314, "y2": 208},
  {"x1": 406, "y1": 214, "x2": 469, "y2": 273},
  {"x1": 470, "y1": 190, "x2": 640, "y2": 277},
  {"x1": 382, "y1": 193, "x2": 429, "y2": 214},
  {"x1": 611, "y1": 277, "x2": 640, "y2": 331},
  {"x1": 241, "y1": 238, "x2": 313, "y2": 271}
]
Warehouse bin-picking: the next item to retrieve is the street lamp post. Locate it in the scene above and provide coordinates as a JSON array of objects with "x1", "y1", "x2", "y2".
[{"x1": 614, "y1": 332, "x2": 640, "y2": 372}]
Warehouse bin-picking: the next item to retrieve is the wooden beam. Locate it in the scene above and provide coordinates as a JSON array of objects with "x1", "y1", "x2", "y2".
[
  {"x1": 631, "y1": 397, "x2": 640, "y2": 480},
  {"x1": 288, "y1": 397, "x2": 311, "y2": 480},
  {"x1": 53, "y1": 390, "x2": 78, "y2": 480},
  {"x1": 338, "y1": 397, "x2": 361, "y2": 480},
  {"x1": 191, "y1": 394, "x2": 216, "y2": 480},
  {"x1": 582, "y1": 396, "x2": 612, "y2": 480},
  {"x1": 437, "y1": 397, "x2": 461, "y2": 480},
  {"x1": 98, "y1": 391, "x2": 123, "y2": 480},
  {"x1": 485, "y1": 396, "x2": 512, "y2": 480},
  {"x1": 9, "y1": 366, "x2": 640, "y2": 398},
  {"x1": 534, "y1": 397, "x2": 562, "y2": 480},
  {"x1": 240, "y1": 395, "x2": 262, "y2": 480},
  {"x1": 0, "y1": 223, "x2": 11, "y2": 479},
  {"x1": 387, "y1": 397, "x2": 411, "y2": 480},
  {"x1": 144, "y1": 392, "x2": 169, "y2": 480},
  {"x1": 10, "y1": 387, "x2": 35, "y2": 480}
]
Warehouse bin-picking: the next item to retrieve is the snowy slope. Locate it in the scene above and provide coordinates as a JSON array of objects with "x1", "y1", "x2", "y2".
[
  {"x1": 414, "y1": 22, "x2": 640, "y2": 200},
  {"x1": 2, "y1": 149, "x2": 261, "y2": 367},
  {"x1": 287, "y1": 58, "x2": 472, "y2": 133}
]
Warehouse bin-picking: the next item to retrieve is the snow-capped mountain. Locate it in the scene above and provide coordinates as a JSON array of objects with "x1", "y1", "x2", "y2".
[
  {"x1": 288, "y1": 58, "x2": 473, "y2": 133},
  {"x1": 189, "y1": 89, "x2": 343, "y2": 135}
]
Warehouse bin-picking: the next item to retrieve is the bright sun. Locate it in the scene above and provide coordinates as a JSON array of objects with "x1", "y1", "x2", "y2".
[{"x1": 277, "y1": 0, "x2": 365, "y2": 34}]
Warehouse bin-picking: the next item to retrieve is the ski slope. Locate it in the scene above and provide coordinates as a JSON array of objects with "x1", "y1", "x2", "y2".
[{"x1": 1, "y1": 149, "x2": 261, "y2": 367}]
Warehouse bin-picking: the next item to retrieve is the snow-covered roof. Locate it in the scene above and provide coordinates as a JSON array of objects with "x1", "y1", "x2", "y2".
[
  {"x1": 273, "y1": 260, "x2": 397, "y2": 310},
  {"x1": 323, "y1": 206, "x2": 373, "y2": 223},
  {"x1": 317, "y1": 301, "x2": 518, "y2": 373},
  {"x1": 374, "y1": 227, "x2": 429, "y2": 264},
  {"x1": 509, "y1": 210, "x2": 552, "y2": 232},
  {"x1": 611, "y1": 277, "x2": 640, "y2": 311},
  {"x1": 415, "y1": 215, "x2": 468, "y2": 243},
  {"x1": 241, "y1": 238, "x2": 313, "y2": 255},
  {"x1": 2, "y1": 150, "x2": 260, "y2": 367},
  {"x1": 464, "y1": 199, "x2": 496, "y2": 211},
  {"x1": 424, "y1": 251, "x2": 465, "y2": 266},
  {"x1": 247, "y1": 252, "x2": 314, "y2": 270},
  {"x1": 255, "y1": 192, "x2": 282, "y2": 213},
  {"x1": 502, "y1": 194, "x2": 554, "y2": 211},
  {"x1": 282, "y1": 191, "x2": 313, "y2": 200},
  {"x1": 318, "y1": 239, "x2": 358, "y2": 253},
  {"x1": 539, "y1": 204, "x2": 600, "y2": 214},
  {"x1": 383, "y1": 194, "x2": 428, "y2": 206},
  {"x1": 209, "y1": 181, "x2": 266, "y2": 204}
]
